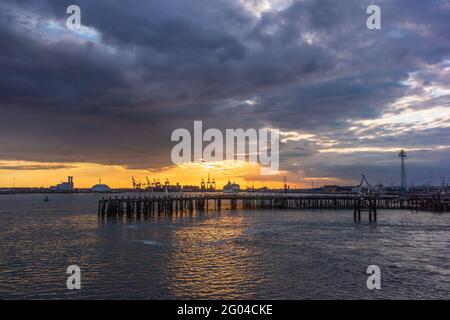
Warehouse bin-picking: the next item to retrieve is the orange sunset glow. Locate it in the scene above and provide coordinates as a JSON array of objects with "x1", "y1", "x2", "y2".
[
  {"x1": 0, "y1": 160, "x2": 349, "y2": 189},
  {"x1": 0, "y1": 160, "x2": 272, "y2": 189}
]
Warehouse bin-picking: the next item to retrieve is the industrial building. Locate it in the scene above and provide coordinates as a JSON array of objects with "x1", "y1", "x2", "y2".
[
  {"x1": 91, "y1": 184, "x2": 112, "y2": 192},
  {"x1": 50, "y1": 176, "x2": 74, "y2": 192}
]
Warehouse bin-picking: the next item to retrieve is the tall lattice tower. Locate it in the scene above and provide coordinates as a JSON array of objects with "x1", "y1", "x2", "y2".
[{"x1": 398, "y1": 150, "x2": 407, "y2": 189}]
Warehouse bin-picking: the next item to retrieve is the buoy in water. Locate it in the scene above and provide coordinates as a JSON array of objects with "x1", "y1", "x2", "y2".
[{"x1": 44, "y1": 196, "x2": 49, "y2": 202}]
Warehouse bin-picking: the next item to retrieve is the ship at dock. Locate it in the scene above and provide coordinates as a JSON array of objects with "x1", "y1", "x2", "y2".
[{"x1": 223, "y1": 180, "x2": 240, "y2": 194}]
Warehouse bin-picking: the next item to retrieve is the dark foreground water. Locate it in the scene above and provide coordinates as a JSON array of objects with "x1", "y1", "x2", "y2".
[{"x1": 0, "y1": 193, "x2": 449, "y2": 299}]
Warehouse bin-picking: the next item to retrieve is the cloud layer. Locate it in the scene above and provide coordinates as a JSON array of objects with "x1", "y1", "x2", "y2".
[{"x1": 0, "y1": 0, "x2": 449, "y2": 185}]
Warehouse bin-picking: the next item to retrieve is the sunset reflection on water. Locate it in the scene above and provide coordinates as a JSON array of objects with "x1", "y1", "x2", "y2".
[{"x1": 165, "y1": 214, "x2": 263, "y2": 299}]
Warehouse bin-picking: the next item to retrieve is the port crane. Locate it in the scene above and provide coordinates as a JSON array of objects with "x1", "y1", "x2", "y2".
[
  {"x1": 201, "y1": 178, "x2": 206, "y2": 190},
  {"x1": 355, "y1": 174, "x2": 372, "y2": 194},
  {"x1": 132, "y1": 176, "x2": 143, "y2": 190},
  {"x1": 200, "y1": 174, "x2": 216, "y2": 191}
]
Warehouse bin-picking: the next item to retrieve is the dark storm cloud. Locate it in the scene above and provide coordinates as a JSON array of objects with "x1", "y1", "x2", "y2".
[
  {"x1": 0, "y1": 0, "x2": 449, "y2": 184},
  {"x1": 0, "y1": 163, "x2": 76, "y2": 170}
]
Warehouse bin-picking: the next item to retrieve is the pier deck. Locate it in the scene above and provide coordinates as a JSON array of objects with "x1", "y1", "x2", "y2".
[{"x1": 98, "y1": 193, "x2": 450, "y2": 222}]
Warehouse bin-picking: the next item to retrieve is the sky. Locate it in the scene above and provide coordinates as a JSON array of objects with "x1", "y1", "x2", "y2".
[{"x1": 0, "y1": 0, "x2": 449, "y2": 188}]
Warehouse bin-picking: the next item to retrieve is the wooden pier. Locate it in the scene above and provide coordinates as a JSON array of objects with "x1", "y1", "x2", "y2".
[{"x1": 98, "y1": 193, "x2": 450, "y2": 222}]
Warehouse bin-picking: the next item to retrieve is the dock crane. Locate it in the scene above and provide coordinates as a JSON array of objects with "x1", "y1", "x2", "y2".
[
  {"x1": 355, "y1": 174, "x2": 372, "y2": 194},
  {"x1": 132, "y1": 176, "x2": 142, "y2": 190},
  {"x1": 201, "y1": 178, "x2": 206, "y2": 190}
]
